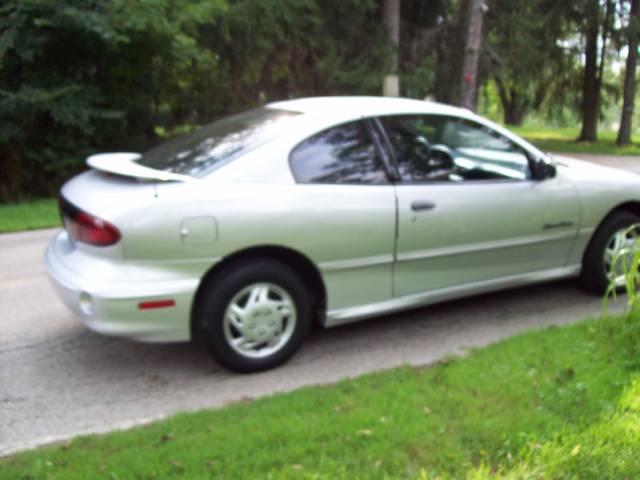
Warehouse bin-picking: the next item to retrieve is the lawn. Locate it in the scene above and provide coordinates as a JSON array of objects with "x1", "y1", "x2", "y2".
[
  {"x1": 2, "y1": 311, "x2": 639, "y2": 479},
  {"x1": 511, "y1": 125, "x2": 640, "y2": 156},
  {"x1": 0, "y1": 198, "x2": 60, "y2": 233}
]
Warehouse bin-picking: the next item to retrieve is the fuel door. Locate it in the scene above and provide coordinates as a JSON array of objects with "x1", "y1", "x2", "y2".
[{"x1": 180, "y1": 216, "x2": 218, "y2": 246}]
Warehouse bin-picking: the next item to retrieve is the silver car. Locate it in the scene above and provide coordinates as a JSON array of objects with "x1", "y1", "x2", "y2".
[{"x1": 45, "y1": 96, "x2": 640, "y2": 372}]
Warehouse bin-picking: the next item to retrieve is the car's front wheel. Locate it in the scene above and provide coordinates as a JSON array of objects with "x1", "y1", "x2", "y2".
[
  {"x1": 580, "y1": 211, "x2": 640, "y2": 295},
  {"x1": 197, "y1": 259, "x2": 313, "y2": 372}
]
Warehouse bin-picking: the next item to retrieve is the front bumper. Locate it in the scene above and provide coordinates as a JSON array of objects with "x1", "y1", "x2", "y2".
[{"x1": 45, "y1": 231, "x2": 204, "y2": 342}]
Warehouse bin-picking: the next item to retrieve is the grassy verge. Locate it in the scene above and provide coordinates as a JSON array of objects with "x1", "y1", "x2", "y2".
[
  {"x1": 0, "y1": 198, "x2": 59, "y2": 233},
  {"x1": 511, "y1": 125, "x2": 640, "y2": 156},
  {"x1": 2, "y1": 312, "x2": 640, "y2": 479}
]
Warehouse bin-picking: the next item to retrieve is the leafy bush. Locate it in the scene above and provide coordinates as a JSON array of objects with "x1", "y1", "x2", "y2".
[
  {"x1": 0, "y1": 0, "x2": 390, "y2": 202},
  {"x1": 606, "y1": 224, "x2": 640, "y2": 311}
]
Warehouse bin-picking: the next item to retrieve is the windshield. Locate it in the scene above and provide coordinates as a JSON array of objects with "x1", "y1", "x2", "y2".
[{"x1": 137, "y1": 107, "x2": 300, "y2": 178}]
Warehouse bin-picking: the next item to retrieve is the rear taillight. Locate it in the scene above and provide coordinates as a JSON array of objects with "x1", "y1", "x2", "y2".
[{"x1": 59, "y1": 197, "x2": 121, "y2": 247}]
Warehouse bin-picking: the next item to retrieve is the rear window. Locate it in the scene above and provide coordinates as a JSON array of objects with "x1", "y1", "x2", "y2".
[{"x1": 137, "y1": 107, "x2": 300, "y2": 178}]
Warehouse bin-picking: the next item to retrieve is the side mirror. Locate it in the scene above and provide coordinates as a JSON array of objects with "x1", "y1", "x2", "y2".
[
  {"x1": 545, "y1": 162, "x2": 557, "y2": 178},
  {"x1": 531, "y1": 156, "x2": 556, "y2": 180},
  {"x1": 409, "y1": 143, "x2": 455, "y2": 181},
  {"x1": 428, "y1": 144, "x2": 455, "y2": 170}
]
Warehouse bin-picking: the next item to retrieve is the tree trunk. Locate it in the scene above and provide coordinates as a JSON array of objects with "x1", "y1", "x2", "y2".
[
  {"x1": 504, "y1": 109, "x2": 525, "y2": 126},
  {"x1": 617, "y1": 0, "x2": 640, "y2": 146},
  {"x1": 0, "y1": 149, "x2": 25, "y2": 202},
  {"x1": 495, "y1": 77, "x2": 528, "y2": 125},
  {"x1": 579, "y1": 0, "x2": 613, "y2": 142},
  {"x1": 382, "y1": 0, "x2": 400, "y2": 96},
  {"x1": 434, "y1": 0, "x2": 469, "y2": 104},
  {"x1": 459, "y1": 0, "x2": 487, "y2": 111}
]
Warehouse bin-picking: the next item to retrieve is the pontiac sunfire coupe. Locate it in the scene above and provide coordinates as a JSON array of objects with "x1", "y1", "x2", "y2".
[{"x1": 46, "y1": 96, "x2": 640, "y2": 372}]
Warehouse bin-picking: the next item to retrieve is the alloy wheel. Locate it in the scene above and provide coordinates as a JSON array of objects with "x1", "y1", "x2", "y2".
[{"x1": 222, "y1": 282, "x2": 297, "y2": 359}]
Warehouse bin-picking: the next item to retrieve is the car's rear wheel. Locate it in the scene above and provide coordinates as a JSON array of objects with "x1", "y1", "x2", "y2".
[
  {"x1": 197, "y1": 259, "x2": 312, "y2": 372},
  {"x1": 580, "y1": 211, "x2": 640, "y2": 295}
]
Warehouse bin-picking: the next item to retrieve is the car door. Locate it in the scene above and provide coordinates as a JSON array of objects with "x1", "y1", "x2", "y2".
[
  {"x1": 287, "y1": 119, "x2": 397, "y2": 312},
  {"x1": 376, "y1": 114, "x2": 581, "y2": 298}
]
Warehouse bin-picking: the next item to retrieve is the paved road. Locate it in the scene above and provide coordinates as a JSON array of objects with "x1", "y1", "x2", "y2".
[
  {"x1": 0, "y1": 153, "x2": 635, "y2": 455},
  {"x1": 553, "y1": 152, "x2": 640, "y2": 174}
]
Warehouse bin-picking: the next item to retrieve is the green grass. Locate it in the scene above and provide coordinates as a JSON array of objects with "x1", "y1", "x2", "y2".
[
  {"x1": 511, "y1": 125, "x2": 640, "y2": 156},
  {"x1": 3, "y1": 312, "x2": 640, "y2": 479},
  {"x1": 0, "y1": 198, "x2": 60, "y2": 233}
]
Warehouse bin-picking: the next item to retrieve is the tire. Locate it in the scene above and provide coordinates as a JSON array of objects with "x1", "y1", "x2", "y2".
[
  {"x1": 196, "y1": 259, "x2": 312, "y2": 373},
  {"x1": 580, "y1": 211, "x2": 640, "y2": 295}
]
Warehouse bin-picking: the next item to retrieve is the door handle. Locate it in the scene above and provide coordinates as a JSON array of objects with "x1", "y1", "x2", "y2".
[{"x1": 411, "y1": 200, "x2": 437, "y2": 212}]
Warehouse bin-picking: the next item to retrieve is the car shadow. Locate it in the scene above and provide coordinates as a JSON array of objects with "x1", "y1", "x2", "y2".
[{"x1": 63, "y1": 278, "x2": 614, "y2": 381}]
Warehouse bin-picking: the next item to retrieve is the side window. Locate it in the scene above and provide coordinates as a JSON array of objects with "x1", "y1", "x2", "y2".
[
  {"x1": 379, "y1": 115, "x2": 531, "y2": 183},
  {"x1": 379, "y1": 116, "x2": 451, "y2": 182},
  {"x1": 442, "y1": 120, "x2": 513, "y2": 150},
  {"x1": 290, "y1": 121, "x2": 388, "y2": 184}
]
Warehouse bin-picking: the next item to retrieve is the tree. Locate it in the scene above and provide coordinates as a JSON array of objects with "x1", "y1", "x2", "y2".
[
  {"x1": 211, "y1": 0, "x2": 389, "y2": 108},
  {"x1": 392, "y1": 0, "x2": 463, "y2": 104},
  {"x1": 483, "y1": 0, "x2": 573, "y2": 125},
  {"x1": 459, "y1": 0, "x2": 487, "y2": 110},
  {"x1": 578, "y1": 0, "x2": 615, "y2": 142},
  {"x1": 617, "y1": 0, "x2": 640, "y2": 146},
  {"x1": 0, "y1": 0, "x2": 225, "y2": 201},
  {"x1": 395, "y1": 0, "x2": 446, "y2": 99},
  {"x1": 382, "y1": 0, "x2": 401, "y2": 96}
]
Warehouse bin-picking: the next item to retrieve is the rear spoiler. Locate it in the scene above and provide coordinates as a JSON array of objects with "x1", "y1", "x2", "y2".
[{"x1": 86, "y1": 153, "x2": 194, "y2": 182}]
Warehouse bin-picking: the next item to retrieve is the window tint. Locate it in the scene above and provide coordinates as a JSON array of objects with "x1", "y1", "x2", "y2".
[
  {"x1": 137, "y1": 107, "x2": 300, "y2": 178},
  {"x1": 379, "y1": 115, "x2": 531, "y2": 183},
  {"x1": 290, "y1": 121, "x2": 388, "y2": 184}
]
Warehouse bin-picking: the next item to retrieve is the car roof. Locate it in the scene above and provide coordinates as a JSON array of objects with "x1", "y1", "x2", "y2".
[
  {"x1": 266, "y1": 96, "x2": 471, "y2": 119},
  {"x1": 209, "y1": 96, "x2": 547, "y2": 182}
]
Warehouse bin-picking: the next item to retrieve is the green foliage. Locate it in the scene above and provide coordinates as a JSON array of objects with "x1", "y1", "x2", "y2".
[
  {"x1": 606, "y1": 224, "x2": 640, "y2": 310},
  {"x1": 483, "y1": 0, "x2": 583, "y2": 125},
  {"x1": 2, "y1": 312, "x2": 640, "y2": 478},
  {"x1": 0, "y1": 1, "x2": 116, "y2": 199},
  {"x1": 0, "y1": 0, "x2": 227, "y2": 201},
  {"x1": 211, "y1": 0, "x2": 389, "y2": 111},
  {"x1": 399, "y1": 0, "x2": 463, "y2": 103},
  {"x1": 1, "y1": 0, "x2": 633, "y2": 202},
  {"x1": 0, "y1": 0, "x2": 392, "y2": 201}
]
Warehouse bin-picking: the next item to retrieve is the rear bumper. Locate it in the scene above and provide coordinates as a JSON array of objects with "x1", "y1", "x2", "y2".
[{"x1": 45, "y1": 231, "x2": 205, "y2": 342}]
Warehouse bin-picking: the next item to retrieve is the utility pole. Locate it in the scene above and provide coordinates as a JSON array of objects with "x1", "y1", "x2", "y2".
[{"x1": 383, "y1": 0, "x2": 400, "y2": 96}]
